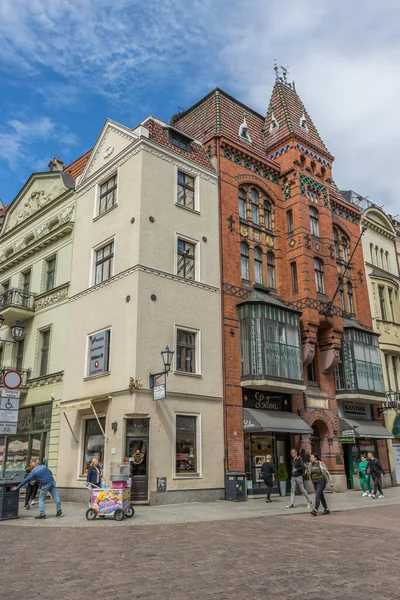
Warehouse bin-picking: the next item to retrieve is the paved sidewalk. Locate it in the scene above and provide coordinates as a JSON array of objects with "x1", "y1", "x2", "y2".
[{"x1": 5, "y1": 486, "x2": 400, "y2": 527}]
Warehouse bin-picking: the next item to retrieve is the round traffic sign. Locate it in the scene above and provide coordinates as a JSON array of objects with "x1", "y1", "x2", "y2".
[{"x1": 2, "y1": 370, "x2": 22, "y2": 390}]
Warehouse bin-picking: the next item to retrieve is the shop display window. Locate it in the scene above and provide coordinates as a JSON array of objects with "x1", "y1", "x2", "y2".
[
  {"x1": 82, "y1": 417, "x2": 105, "y2": 475},
  {"x1": 175, "y1": 415, "x2": 198, "y2": 475}
]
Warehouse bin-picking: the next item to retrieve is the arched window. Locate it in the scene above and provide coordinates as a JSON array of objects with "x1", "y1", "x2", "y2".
[
  {"x1": 385, "y1": 251, "x2": 390, "y2": 271},
  {"x1": 240, "y1": 242, "x2": 249, "y2": 280},
  {"x1": 238, "y1": 188, "x2": 247, "y2": 220},
  {"x1": 370, "y1": 243, "x2": 374, "y2": 264},
  {"x1": 267, "y1": 252, "x2": 275, "y2": 288},
  {"x1": 334, "y1": 228, "x2": 340, "y2": 258},
  {"x1": 314, "y1": 258, "x2": 325, "y2": 294},
  {"x1": 264, "y1": 200, "x2": 272, "y2": 230},
  {"x1": 375, "y1": 246, "x2": 379, "y2": 266},
  {"x1": 254, "y1": 247, "x2": 263, "y2": 284},
  {"x1": 380, "y1": 248, "x2": 384, "y2": 269},
  {"x1": 310, "y1": 207, "x2": 319, "y2": 237},
  {"x1": 250, "y1": 189, "x2": 259, "y2": 225},
  {"x1": 341, "y1": 237, "x2": 349, "y2": 262},
  {"x1": 347, "y1": 282, "x2": 354, "y2": 313},
  {"x1": 339, "y1": 282, "x2": 345, "y2": 311}
]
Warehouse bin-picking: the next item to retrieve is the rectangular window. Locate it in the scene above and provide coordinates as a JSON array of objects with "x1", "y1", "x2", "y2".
[
  {"x1": 385, "y1": 354, "x2": 391, "y2": 389},
  {"x1": 307, "y1": 358, "x2": 317, "y2": 384},
  {"x1": 177, "y1": 238, "x2": 195, "y2": 280},
  {"x1": 291, "y1": 262, "x2": 298, "y2": 292},
  {"x1": 169, "y1": 132, "x2": 190, "y2": 153},
  {"x1": 45, "y1": 256, "x2": 56, "y2": 291},
  {"x1": 82, "y1": 417, "x2": 105, "y2": 476},
  {"x1": 175, "y1": 415, "x2": 198, "y2": 475},
  {"x1": 2, "y1": 281, "x2": 9, "y2": 293},
  {"x1": 39, "y1": 329, "x2": 51, "y2": 376},
  {"x1": 98, "y1": 175, "x2": 117, "y2": 216},
  {"x1": 388, "y1": 288, "x2": 395, "y2": 321},
  {"x1": 88, "y1": 330, "x2": 110, "y2": 376},
  {"x1": 22, "y1": 269, "x2": 31, "y2": 295},
  {"x1": 392, "y1": 356, "x2": 399, "y2": 391},
  {"x1": 378, "y1": 286, "x2": 387, "y2": 320},
  {"x1": 16, "y1": 339, "x2": 24, "y2": 372},
  {"x1": 287, "y1": 210, "x2": 294, "y2": 233},
  {"x1": 95, "y1": 241, "x2": 114, "y2": 285},
  {"x1": 177, "y1": 171, "x2": 195, "y2": 210},
  {"x1": 176, "y1": 329, "x2": 197, "y2": 374}
]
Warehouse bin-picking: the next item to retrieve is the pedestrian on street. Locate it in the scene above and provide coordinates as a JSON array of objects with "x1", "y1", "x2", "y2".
[
  {"x1": 306, "y1": 454, "x2": 334, "y2": 516},
  {"x1": 87, "y1": 458, "x2": 102, "y2": 487},
  {"x1": 367, "y1": 451, "x2": 385, "y2": 499},
  {"x1": 260, "y1": 455, "x2": 276, "y2": 503},
  {"x1": 358, "y1": 455, "x2": 372, "y2": 497},
  {"x1": 12, "y1": 458, "x2": 62, "y2": 519},
  {"x1": 23, "y1": 463, "x2": 39, "y2": 510},
  {"x1": 286, "y1": 448, "x2": 312, "y2": 509}
]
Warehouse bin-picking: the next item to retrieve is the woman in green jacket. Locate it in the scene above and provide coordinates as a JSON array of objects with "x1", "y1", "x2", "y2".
[{"x1": 358, "y1": 455, "x2": 372, "y2": 496}]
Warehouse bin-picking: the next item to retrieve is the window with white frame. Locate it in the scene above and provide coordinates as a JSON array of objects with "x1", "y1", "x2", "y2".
[
  {"x1": 241, "y1": 242, "x2": 249, "y2": 280},
  {"x1": 81, "y1": 417, "x2": 105, "y2": 475},
  {"x1": 175, "y1": 414, "x2": 199, "y2": 475},
  {"x1": 310, "y1": 207, "x2": 319, "y2": 237},
  {"x1": 87, "y1": 329, "x2": 111, "y2": 377},
  {"x1": 314, "y1": 258, "x2": 325, "y2": 294},
  {"x1": 98, "y1": 174, "x2": 117, "y2": 216},
  {"x1": 254, "y1": 247, "x2": 263, "y2": 284},
  {"x1": 177, "y1": 171, "x2": 195, "y2": 210},
  {"x1": 177, "y1": 238, "x2": 196, "y2": 280},
  {"x1": 94, "y1": 241, "x2": 114, "y2": 285},
  {"x1": 39, "y1": 328, "x2": 51, "y2": 376},
  {"x1": 45, "y1": 256, "x2": 56, "y2": 291},
  {"x1": 176, "y1": 328, "x2": 198, "y2": 374}
]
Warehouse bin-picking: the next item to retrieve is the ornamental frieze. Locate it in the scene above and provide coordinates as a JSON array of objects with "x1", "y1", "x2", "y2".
[{"x1": 35, "y1": 284, "x2": 69, "y2": 311}]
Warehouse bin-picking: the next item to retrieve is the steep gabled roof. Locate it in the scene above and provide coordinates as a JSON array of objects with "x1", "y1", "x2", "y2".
[
  {"x1": 64, "y1": 150, "x2": 91, "y2": 181},
  {"x1": 264, "y1": 81, "x2": 332, "y2": 160}
]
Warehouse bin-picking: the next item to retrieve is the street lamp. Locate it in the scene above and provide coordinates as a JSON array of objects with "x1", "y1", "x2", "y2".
[
  {"x1": 0, "y1": 317, "x2": 25, "y2": 344},
  {"x1": 149, "y1": 346, "x2": 175, "y2": 389},
  {"x1": 378, "y1": 390, "x2": 400, "y2": 415}
]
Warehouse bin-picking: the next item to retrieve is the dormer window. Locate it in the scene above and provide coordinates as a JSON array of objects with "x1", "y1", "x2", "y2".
[
  {"x1": 169, "y1": 130, "x2": 191, "y2": 153},
  {"x1": 239, "y1": 117, "x2": 251, "y2": 142},
  {"x1": 300, "y1": 113, "x2": 308, "y2": 131},
  {"x1": 269, "y1": 112, "x2": 279, "y2": 132}
]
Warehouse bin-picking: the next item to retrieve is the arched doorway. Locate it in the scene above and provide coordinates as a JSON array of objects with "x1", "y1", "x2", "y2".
[{"x1": 311, "y1": 419, "x2": 329, "y2": 458}]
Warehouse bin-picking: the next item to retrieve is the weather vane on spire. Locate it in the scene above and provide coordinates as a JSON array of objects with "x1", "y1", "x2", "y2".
[{"x1": 273, "y1": 60, "x2": 296, "y2": 91}]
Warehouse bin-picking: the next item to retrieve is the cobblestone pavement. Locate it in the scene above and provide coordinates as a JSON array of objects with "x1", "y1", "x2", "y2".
[{"x1": 2, "y1": 504, "x2": 400, "y2": 600}]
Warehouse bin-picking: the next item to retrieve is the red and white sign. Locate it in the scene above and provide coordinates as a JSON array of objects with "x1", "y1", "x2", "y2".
[{"x1": 2, "y1": 370, "x2": 22, "y2": 390}]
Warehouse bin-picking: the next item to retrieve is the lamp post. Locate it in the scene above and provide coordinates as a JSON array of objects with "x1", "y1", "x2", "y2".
[
  {"x1": 378, "y1": 390, "x2": 400, "y2": 416},
  {"x1": 0, "y1": 317, "x2": 25, "y2": 344},
  {"x1": 149, "y1": 346, "x2": 175, "y2": 389}
]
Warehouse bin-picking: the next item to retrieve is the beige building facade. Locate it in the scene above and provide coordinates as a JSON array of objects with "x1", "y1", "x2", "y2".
[
  {"x1": 56, "y1": 119, "x2": 224, "y2": 504},
  {"x1": 0, "y1": 158, "x2": 75, "y2": 477},
  {"x1": 361, "y1": 204, "x2": 400, "y2": 484}
]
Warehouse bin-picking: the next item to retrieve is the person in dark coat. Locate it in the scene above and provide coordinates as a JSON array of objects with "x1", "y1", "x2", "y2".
[
  {"x1": 260, "y1": 455, "x2": 277, "y2": 503},
  {"x1": 24, "y1": 464, "x2": 39, "y2": 509},
  {"x1": 367, "y1": 452, "x2": 384, "y2": 498},
  {"x1": 87, "y1": 458, "x2": 101, "y2": 487}
]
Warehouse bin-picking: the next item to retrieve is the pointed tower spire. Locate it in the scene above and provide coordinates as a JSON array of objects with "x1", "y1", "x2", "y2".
[{"x1": 264, "y1": 70, "x2": 333, "y2": 160}]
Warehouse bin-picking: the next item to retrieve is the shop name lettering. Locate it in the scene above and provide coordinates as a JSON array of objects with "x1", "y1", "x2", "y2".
[
  {"x1": 96, "y1": 499, "x2": 119, "y2": 512},
  {"x1": 343, "y1": 403, "x2": 366, "y2": 415},
  {"x1": 253, "y1": 392, "x2": 280, "y2": 411}
]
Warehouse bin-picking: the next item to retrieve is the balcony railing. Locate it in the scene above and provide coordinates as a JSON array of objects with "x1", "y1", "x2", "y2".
[
  {"x1": 0, "y1": 288, "x2": 35, "y2": 312},
  {"x1": 0, "y1": 367, "x2": 31, "y2": 387}
]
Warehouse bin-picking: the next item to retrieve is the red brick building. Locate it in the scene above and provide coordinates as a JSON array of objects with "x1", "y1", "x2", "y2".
[{"x1": 172, "y1": 73, "x2": 390, "y2": 493}]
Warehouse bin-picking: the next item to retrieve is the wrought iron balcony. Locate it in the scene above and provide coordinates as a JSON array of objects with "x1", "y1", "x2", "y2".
[
  {"x1": 0, "y1": 367, "x2": 31, "y2": 388},
  {"x1": 0, "y1": 288, "x2": 35, "y2": 325}
]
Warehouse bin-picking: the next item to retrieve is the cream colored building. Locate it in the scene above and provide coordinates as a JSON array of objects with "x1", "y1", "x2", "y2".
[
  {"x1": 56, "y1": 118, "x2": 224, "y2": 504},
  {"x1": 0, "y1": 158, "x2": 75, "y2": 477},
  {"x1": 361, "y1": 203, "x2": 400, "y2": 483}
]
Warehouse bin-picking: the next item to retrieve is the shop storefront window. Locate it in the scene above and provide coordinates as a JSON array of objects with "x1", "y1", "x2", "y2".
[
  {"x1": 82, "y1": 417, "x2": 105, "y2": 476},
  {"x1": 4, "y1": 403, "x2": 52, "y2": 470},
  {"x1": 175, "y1": 415, "x2": 198, "y2": 475}
]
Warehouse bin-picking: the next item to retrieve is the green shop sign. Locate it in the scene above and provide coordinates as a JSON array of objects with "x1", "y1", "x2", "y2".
[{"x1": 339, "y1": 436, "x2": 355, "y2": 444}]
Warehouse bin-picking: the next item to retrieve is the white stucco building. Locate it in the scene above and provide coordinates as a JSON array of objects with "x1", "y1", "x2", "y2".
[{"x1": 56, "y1": 118, "x2": 224, "y2": 503}]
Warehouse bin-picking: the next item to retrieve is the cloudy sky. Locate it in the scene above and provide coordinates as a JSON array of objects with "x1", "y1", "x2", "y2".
[{"x1": 0, "y1": 0, "x2": 399, "y2": 215}]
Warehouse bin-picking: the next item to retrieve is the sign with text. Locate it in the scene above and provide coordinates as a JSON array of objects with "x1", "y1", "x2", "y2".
[
  {"x1": 89, "y1": 330, "x2": 109, "y2": 376},
  {"x1": 153, "y1": 384, "x2": 166, "y2": 401},
  {"x1": 342, "y1": 402, "x2": 371, "y2": 420},
  {"x1": 242, "y1": 389, "x2": 290, "y2": 412},
  {"x1": 0, "y1": 393, "x2": 20, "y2": 435},
  {"x1": 339, "y1": 436, "x2": 355, "y2": 444},
  {"x1": 157, "y1": 477, "x2": 167, "y2": 493},
  {"x1": 60, "y1": 399, "x2": 92, "y2": 412}
]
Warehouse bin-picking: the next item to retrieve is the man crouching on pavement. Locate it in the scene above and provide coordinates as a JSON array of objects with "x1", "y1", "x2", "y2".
[{"x1": 12, "y1": 458, "x2": 62, "y2": 519}]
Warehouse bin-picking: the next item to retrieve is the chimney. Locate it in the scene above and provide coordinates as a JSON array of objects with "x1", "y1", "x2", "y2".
[{"x1": 48, "y1": 157, "x2": 64, "y2": 172}]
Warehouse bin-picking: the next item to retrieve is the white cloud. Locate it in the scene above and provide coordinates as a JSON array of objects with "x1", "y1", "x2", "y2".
[{"x1": 1, "y1": 0, "x2": 399, "y2": 214}]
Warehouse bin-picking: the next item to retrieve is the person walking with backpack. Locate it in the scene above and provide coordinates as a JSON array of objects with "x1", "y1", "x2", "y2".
[
  {"x1": 306, "y1": 454, "x2": 334, "y2": 516},
  {"x1": 358, "y1": 455, "x2": 372, "y2": 497},
  {"x1": 260, "y1": 455, "x2": 276, "y2": 503},
  {"x1": 367, "y1": 451, "x2": 385, "y2": 498},
  {"x1": 286, "y1": 448, "x2": 312, "y2": 510}
]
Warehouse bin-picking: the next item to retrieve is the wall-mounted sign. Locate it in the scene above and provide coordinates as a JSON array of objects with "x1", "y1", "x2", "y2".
[
  {"x1": 60, "y1": 399, "x2": 92, "y2": 412},
  {"x1": 89, "y1": 330, "x2": 109, "y2": 376},
  {"x1": 342, "y1": 402, "x2": 371, "y2": 420},
  {"x1": 153, "y1": 384, "x2": 166, "y2": 401},
  {"x1": 339, "y1": 436, "x2": 355, "y2": 444},
  {"x1": 2, "y1": 370, "x2": 22, "y2": 390},
  {"x1": 157, "y1": 477, "x2": 167, "y2": 493},
  {"x1": 242, "y1": 389, "x2": 290, "y2": 412},
  {"x1": 0, "y1": 391, "x2": 20, "y2": 435}
]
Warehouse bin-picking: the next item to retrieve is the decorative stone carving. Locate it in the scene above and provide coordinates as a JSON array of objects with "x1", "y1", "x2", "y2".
[
  {"x1": 27, "y1": 371, "x2": 64, "y2": 388},
  {"x1": 254, "y1": 231, "x2": 261, "y2": 243},
  {"x1": 4, "y1": 180, "x2": 66, "y2": 233},
  {"x1": 302, "y1": 343, "x2": 315, "y2": 366},
  {"x1": 265, "y1": 236, "x2": 274, "y2": 248},
  {"x1": 35, "y1": 285, "x2": 69, "y2": 310},
  {"x1": 320, "y1": 348, "x2": 340, "y2": 373},
  {"x1": 240, "y1": 225, "x2": 248, "y2": 237},
  {"x1": 371, "y1": 283, "x2": 379, "y2": 317}
]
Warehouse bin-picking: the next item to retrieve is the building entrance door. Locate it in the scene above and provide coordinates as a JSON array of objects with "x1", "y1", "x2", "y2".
[{"x1": 126, "y1": 418, "x2": 149, "y2": 502}]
